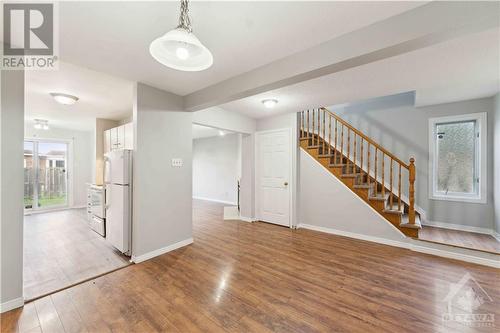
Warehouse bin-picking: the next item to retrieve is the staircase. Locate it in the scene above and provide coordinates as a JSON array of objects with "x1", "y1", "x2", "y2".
[{"x1": 299, "y1": 108, "x2": 421, "y2": 238}]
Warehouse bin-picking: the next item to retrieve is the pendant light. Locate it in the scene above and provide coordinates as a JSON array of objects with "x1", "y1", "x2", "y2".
[{"x1": 149, "y1": 0, "x2": 213, "y2": 71}]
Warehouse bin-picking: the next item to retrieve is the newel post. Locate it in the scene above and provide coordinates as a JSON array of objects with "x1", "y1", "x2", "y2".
[{"x1": 408, "y1": 157, "x2": 416, "y2": 225}]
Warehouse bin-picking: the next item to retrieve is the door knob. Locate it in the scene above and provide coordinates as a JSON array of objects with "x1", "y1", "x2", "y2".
[{"x1": 284, "y1": 182, "x2": 289, "y2": 186}]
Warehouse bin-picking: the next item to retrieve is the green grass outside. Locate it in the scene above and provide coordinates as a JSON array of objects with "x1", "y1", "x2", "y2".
[{"x1": 24, "y1": 195, "x2": 66, "y2": 209}]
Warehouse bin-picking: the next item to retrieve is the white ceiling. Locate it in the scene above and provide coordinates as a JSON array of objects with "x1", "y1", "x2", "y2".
[
  {"x1": 25, "y1": 62, "x2": 133, "y2": 131},
  {"x1": 219, "y1": 28, "x2": 500, "y2": 118},
  {"x1": 59, "y1": 1, "x2": 425, "y2": 96}
]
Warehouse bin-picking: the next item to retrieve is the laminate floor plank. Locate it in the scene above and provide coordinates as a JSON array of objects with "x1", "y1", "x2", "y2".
[{"x1": 2, "y1": 199, "x2": 499, "y2": 332}]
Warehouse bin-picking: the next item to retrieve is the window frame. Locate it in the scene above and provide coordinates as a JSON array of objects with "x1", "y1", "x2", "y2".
[{"x1": 428, "y1": 112, "x2": 487, "y2": 204}]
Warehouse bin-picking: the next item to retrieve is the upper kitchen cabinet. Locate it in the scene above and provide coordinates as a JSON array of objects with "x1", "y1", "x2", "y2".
[{"x1": 104, "y1": 122, "x2": 133, "y2": 152}]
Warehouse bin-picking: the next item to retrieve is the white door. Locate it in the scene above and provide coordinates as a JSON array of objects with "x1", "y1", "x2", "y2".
[{"x1": 256, "y1": 129, "x2": 291, "y2": 226}]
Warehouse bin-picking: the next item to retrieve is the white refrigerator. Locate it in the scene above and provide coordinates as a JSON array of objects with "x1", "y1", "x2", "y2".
[{"x1": 104, "y1": 149, "x2": 132, "y2": 255}]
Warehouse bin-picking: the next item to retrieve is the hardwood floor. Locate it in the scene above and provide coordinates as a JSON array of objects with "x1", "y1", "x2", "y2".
[
  {"x1": 23, "y1": 209, "x2": 130, "y2": 300},
  {"x1": 419, "y1": 226, "x2": 500, "y2": 254},
  {"x1": 3, "y1": 200, "x2": 499, "y2": 332}
]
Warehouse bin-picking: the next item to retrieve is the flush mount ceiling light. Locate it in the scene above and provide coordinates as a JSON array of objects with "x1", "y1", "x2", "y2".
[
  {"x1": 262, "y1": 99, "x2": 278, "y2": 109},
  {"x1": 34, "y1": 119, "x2": 49, "y2": 130},
  {"x1": 149, "y1": 0, "x2": 213, "y2": 71},
  {"x1": 50, "y1": 92, "x2": 79, "y2": 105},
  {"x1": 218, "y1": 130, "x2": 225, "y2": 136}
]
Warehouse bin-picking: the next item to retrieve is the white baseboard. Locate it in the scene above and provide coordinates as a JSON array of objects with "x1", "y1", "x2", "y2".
[
  {"x1": 131, "y1": 238, "x2": 193, "y2": 264},
  {"x1": 298, "y1": 223, "x2": 500, "y2": 268},
  {"x1": 239, "y1": 216, "x2": 257, "y2": 223},
  {"x1": 1, "y1": 297, "x2": 24, "y2": 313},
  {"x1": 297, "y1": 223, "x2": 409, "y2": 249},
  {"x1": 492, "y1": 231, "x2": 500, "y2": 242},
  {"x1": 423, "y1": 220, "x2": 496, "y2": 236},
  {"x1": 409, "y1": 240, "x2": 500, "y2": 268},
  {"x1": 193, "y1": 196, "x2": 237, "y2": 206}
]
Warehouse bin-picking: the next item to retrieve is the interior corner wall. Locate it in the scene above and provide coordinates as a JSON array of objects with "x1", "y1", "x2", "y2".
[
  {"x1": 193, "y1": 134, "x2": 240, "y2": 204},
  {"x1": 494, "y1": 93, "x2": 500, "y2": 234},
  {"x1": 132, "y1": 83, "x2": 192, "y2": 260},
  {"x1": 1, "y1": 70, "x2": 25, "y2": 310},
  {"x1": 334, "y1": 93, "x2": 495, "y2": 230}
]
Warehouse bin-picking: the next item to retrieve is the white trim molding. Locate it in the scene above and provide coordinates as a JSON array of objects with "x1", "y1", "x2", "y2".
[
  {"x1": 1, "y1": 297, "x2": 24, "y2": 313},
  {"x1": 192, "y1": 196, "x2": 237, "y2": 206},
  {"x1": 131, "y1": 238, "x2": 193, "y2": 264},
  {"x1": 298, "y1": 223, "x2": 409, "y2": 249},
  {"x1": 428, "y1": 112, "x2": 487, "y2": 204},
  {"x1": 422, "y1": 220, "x2": 497, "y2": 236},
  {"x1": 298, "y1": 223, "x2": 500, "y2": 268},
  {"x1": 239, "y1": 216, "x2": 257, "y2": 223}
]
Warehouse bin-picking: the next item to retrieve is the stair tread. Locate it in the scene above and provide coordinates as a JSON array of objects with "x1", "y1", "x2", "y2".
[
  {"x1": 341, "y1": 173, "x2": 363, "y2": 178},
  {"x1": 328, "y1": 163, "x2": 345, "y2": 167},
  {"x1": 400, "y1": 215, "x2": 422, "y2": 229},
  {"x1": 369, "y1": 193, "x2": 390, "y2": 201},
  {"x1": 353, "y1": 183, "x2": 374, "y2": 189},
  {"x1": 383, "y1": 202, "x2": 404, "y2": 215},
  {"x1": 307, "y1": 145, "x2": 321, "y2": 148}
]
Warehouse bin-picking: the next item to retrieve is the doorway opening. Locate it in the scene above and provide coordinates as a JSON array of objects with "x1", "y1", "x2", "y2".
[{"x1": 24, "y1": 139, "x2": 69, "y2": 211}]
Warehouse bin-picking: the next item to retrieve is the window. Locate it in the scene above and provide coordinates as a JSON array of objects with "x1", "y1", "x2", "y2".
[{"x1": 429, "y1": 112, "x2": 487, "y2": 203}]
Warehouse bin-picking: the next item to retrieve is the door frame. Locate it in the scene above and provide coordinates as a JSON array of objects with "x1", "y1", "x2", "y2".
[
  {"x1": 24, "y1": 137, "x2": 74, "y2": 213},
  {"x1": 254, "y1": 128, "x2": 294, "y2": 228}
]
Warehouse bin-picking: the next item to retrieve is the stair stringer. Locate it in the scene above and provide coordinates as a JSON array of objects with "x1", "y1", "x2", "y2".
[{"x1": 299, "y1": 149, "x2": 408, "y2": 242}]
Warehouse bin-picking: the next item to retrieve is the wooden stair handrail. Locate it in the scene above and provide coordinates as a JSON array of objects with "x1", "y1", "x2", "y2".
[
  {"x1": 300, "y1": 108, "x2": 416, "y2": 225},
  {"x1": 321, "y1": 107, "x2": 409, "y2": 169}
]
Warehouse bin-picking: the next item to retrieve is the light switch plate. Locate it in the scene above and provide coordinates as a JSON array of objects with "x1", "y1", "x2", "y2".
[{"x1": 171, "y1": 158, "x2": 183, "y2": 167}]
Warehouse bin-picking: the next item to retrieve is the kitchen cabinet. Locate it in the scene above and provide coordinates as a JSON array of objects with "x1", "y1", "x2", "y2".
[{"x1": 104, "y1": 122, "x2": 133, "y2": 152}]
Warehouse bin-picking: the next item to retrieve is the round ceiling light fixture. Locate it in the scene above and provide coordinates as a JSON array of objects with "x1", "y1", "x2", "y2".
[
  {"x1": 262, "y1": 99, "x2": 278, "y2": 109},
  {"x1": 50, "y1": 92, "x2": 79, "y2": 105},
  {"x1": 149, "y1": 0, "x2": 213, "y2": 71}
]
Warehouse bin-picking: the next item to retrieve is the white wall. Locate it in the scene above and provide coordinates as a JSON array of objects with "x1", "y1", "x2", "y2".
[
  {"x1": 193, "y1": 106, "x2": 256, "y2": 134},
  {"x1": 193, "y1": 134, "x2": 240, "y2": 205},
  {"x1": 132, "y1": 83, "x2": 192, "y2": 261},
  {"x1": 494, "y1": 93, "x2": 500, "y2": 234},
  {"x1": 333, "y1": 93, "x2": 495, "y2": 230},
  {"x1": 299, "y1": 151, "x2": 407, "y2": 242},
  {"x1": 1, "y1": 69, "x2": 25, "y2": 311},
  {"x1": 25, "y1": 125, "x2": 93, "y2": 207}
]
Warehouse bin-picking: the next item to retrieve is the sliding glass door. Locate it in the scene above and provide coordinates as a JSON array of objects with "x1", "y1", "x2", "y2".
[{"x1": 24, "y1": 140, "x2": 69, "y2": 211}]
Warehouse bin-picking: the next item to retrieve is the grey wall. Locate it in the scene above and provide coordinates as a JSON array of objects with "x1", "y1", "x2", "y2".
[
  {"x1": 300, "y1": 150, "x2": 406, "y2": 241},
  {"x1": 494, "y1": 93, "x2": 500, "y2": 234},
  {"x1": 333, "y1": 93, "x2": 495, "y2": 230},
  {"x1": 132, "y1": 83, "x2": 192, "y2": 259},
  {"x1": 193, "y1": 134, "x2": 240, "y2": 204},
  {"x1": 1, "y1": 70, "x2": 25, "y2": 309},
  {"x1": 25, "y1": 125, "x2": 93, "y2": 207}
]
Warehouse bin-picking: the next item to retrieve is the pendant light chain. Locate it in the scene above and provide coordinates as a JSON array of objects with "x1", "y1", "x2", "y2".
[{"x1": 177, "y1": 0, "x2": 192, "y2": 33}]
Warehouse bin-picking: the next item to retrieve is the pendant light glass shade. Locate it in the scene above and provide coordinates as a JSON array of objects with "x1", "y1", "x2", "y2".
[
  {"x1": 149, "y1": 0, "x2": 213, "y2": 71},
  {"x1": 149, "y1": 28, "x2": 213, "y2": 71}
]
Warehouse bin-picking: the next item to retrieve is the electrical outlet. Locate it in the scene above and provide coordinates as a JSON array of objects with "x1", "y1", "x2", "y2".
[{"x1": 171, "y1": 158, "x2": 183, "y2": 167}]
